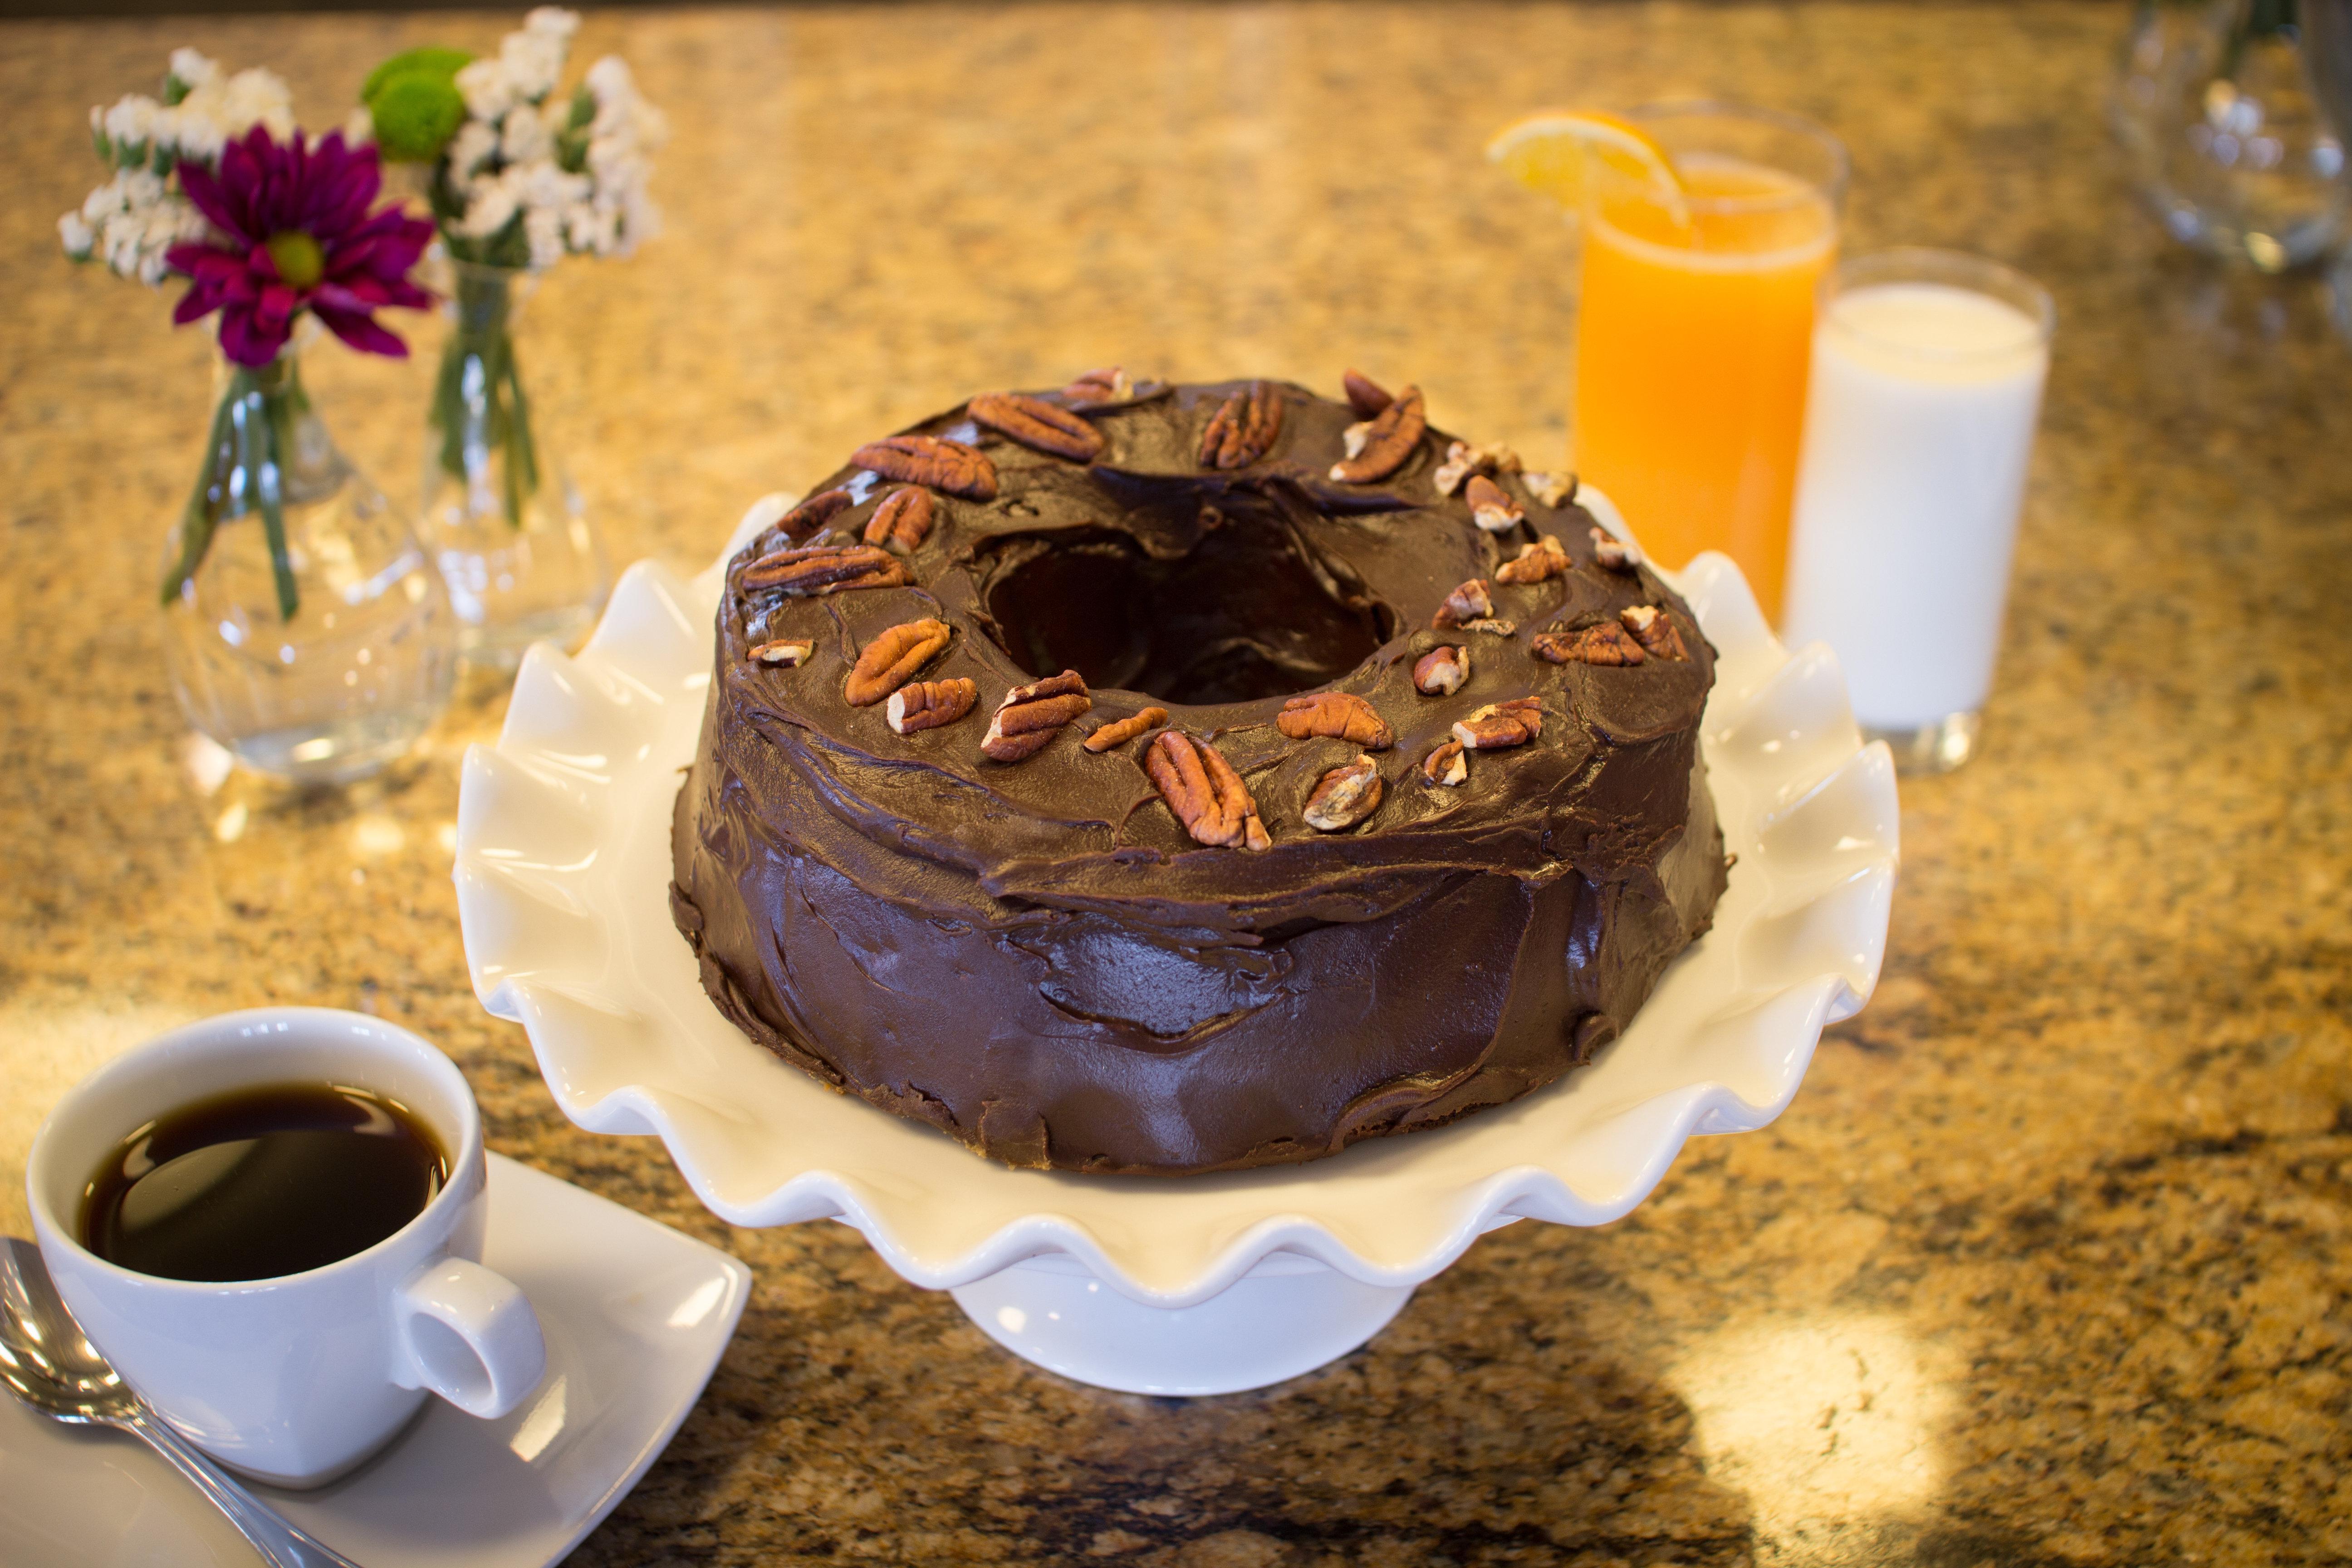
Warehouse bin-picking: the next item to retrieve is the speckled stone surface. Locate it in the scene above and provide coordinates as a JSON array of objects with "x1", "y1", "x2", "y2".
[{"x1": 3, "y1": 5, "x2": 2350, "y2": 1564}]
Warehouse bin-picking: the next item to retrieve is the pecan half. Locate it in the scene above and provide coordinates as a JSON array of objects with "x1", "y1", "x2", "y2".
[
  {"x1": 1083, "y1": 706, "x2": 1170, "y2": 753},
  {"x1": 1198, "y1": 381, "x2": 1285, "y2": 470},
  {"x1": 1453, "y1": 696, "x2": 1543, "y2": 751},
  {"x1": 1496, "y1": 535, "x2": 1570, "y2": 584},
  {"x1": 772, "y1": 487, "x2": 857, "y2": 541},
  {"x1": 863, "y1": 486, "x2": 936, "y2": 553},
  {"x1": 845, "y1": 618, "x2": 951, "y2": 707},
  {"x1": 1431, "y1": 578, "x2": 1494, "y2": 631},
  {"x1": 1534, "y1": 621, "x2": 1646, "y2": 666},
  {"x1": 1342, "y1": 368, "x2": 1394, "y2": 420},
  {"x1": 1329, "y1": 385, "x2": 1426, "y2": 484},
  {"x1": 1275, "y1": 691, "x2": 1393, "y2": 750},
  {"x1": 1621, "y1": 604, "x2": 1690, "y2": 661},
  {"x1": 749, "y1": 639, "x2": 813, "y2": 666},
  {"x1": 982, "y1": 669, "x2": 1093, "y2": 761},
  {"x1": 851, "y1": 434, "x2": 999, "y2": 501},
  {"x1": 1303, "y1": 755, "x2": 1384, "y2": 832},
  {"x1": 1590, "y1": 526, "x2": 1639, "y2": 570},
  {"x1": 887, "y1": 678, "x2": 979, "y2": 735},
  {"x1": 1061, "y1": 366, "x2": 1133, "y2": 407},
  {"x1": 969, "y1": 391, "x2": 1106, "y2": 462},
  {"x1": 1466, "y1": 474, "x2": 1526, "y2": 534},
  {"x1": 1526, "y1": 470, "x2": 1579, "y2": 508},
  {"x1": 1413, "y1": 644, "x2": 1469, "y2": 695},
  {"x1": 1421, "y1": 739, "x2": 1468, "y2": 787},
  {"x1": 1432, "y1": 440, "x2": 1525, "y2": 497},
  {"x1": 1462, "y1": 617, "x2": 1518, "y2": 637},
  {"x1": 741, "y1": 542, "x2": 912, "y2": 596},
  {"x1": 1145, "y1": 730, "x2": 1270, "y2": 850}
]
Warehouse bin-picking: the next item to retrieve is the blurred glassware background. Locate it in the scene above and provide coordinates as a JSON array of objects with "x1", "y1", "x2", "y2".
[{"x1": 2111, "y1": 0, "x2": 2348, "y2": 270}]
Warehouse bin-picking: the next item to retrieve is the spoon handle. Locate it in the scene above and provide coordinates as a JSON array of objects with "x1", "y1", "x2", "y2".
[{"x1": 119, "y1": 1409, "x2": 366, "y2": 1568}]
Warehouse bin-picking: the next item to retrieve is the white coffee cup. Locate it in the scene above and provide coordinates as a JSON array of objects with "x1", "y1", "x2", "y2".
[{"x1": 25, "y1": 1007, "x2": 546, "y2": 1488}]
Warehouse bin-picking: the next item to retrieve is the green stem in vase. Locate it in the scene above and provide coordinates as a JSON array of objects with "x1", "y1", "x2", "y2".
[
  {"x1": 160, "y1": 358, "x2": 304, "y2": 620},
  {"x1": 159, "y1": 388, "x2": 237, "y2": 608},
  {"x1": 255, "y1": 370, "x2": 300, "y2": 622},
  {"x1": 431, "y1": 264, "x2": 540, "y2": 529}
]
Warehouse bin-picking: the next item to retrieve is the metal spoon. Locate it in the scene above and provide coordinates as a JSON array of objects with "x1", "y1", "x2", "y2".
[{"x1": 0, "y1": 1237, "x2": 364, "y2": 1568}]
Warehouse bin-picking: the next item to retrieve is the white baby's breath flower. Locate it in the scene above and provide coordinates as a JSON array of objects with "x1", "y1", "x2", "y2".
[
  {"x1": 446, "y1": 120, "x2": 500, "y2": 181},
  {"x1": 166, "y1": 47, "x2": 219, "y2": 96},
  {"x1": 101, "y1": 95, "x2": 159, "y2": 162},
  {"x1": 499, "y1": 104, "x2": 551, "y2": 164},
  {"x1": 456, "y1": 172, "x2": 521, "y2": 240},
  {"x1": 58, "y1": 211, "x2": 96, "y2": 261},
  {"x1": 163, "y1": 63, "x2": 294, "y2": 165},
  {"x1": 456, "y1": 56, "x2": 520, "y2": 124}
]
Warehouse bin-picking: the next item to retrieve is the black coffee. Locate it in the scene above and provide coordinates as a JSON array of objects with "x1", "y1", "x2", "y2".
[{"x1": 82, "y1": 1083, "x2": 449, "y2": 1283}]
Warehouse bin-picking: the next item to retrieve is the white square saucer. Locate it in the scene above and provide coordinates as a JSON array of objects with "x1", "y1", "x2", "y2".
[{"x1": 0, "y1": 1153, "x2": 750, "y2": 1568}]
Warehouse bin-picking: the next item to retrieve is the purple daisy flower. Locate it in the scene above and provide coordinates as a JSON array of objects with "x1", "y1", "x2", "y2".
[{"x1": 167, "y1": 126, "x2": 435, "y2": 368}]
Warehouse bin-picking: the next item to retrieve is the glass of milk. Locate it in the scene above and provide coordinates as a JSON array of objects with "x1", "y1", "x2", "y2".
[{"x1": 1781, "y1": 249, "x2": 2055, "y2": 774}]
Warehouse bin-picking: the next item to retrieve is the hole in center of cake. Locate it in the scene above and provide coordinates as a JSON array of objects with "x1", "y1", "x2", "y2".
[{"x1": 981, "y1": 514, "x2": 1395, "y2": 705}]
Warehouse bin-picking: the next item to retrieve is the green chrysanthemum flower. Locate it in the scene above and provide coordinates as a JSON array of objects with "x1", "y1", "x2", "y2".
[{"x1": 362, "y1": 47, "x2": 473, "y2": 164}]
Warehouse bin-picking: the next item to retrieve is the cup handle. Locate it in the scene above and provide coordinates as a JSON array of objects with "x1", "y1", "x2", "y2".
[{"x1": 392, "y1": 1257, "x2": 547, "y2": 1419}]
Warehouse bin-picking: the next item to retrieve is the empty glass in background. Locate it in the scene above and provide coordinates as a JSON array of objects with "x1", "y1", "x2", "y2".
[
  {"x1": 1780, "y1": 250, "x2": 2056, "y2": 775},
  {"x1": 2110, "y1": 0, "x2": 2348, "y2": 271},
  {"x1": 1572, "y1": 103, "x2": 1847, "y2": 622}
]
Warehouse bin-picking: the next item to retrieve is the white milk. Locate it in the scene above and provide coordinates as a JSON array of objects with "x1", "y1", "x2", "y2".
[{"x1": 1781, "y1": 282, "x2": 2050, "y2": 730}]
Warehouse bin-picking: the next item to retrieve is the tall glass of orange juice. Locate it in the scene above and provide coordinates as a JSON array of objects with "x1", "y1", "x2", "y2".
[{"x1": 1572, "y1": 103, "x2": 1848, "y2": 621}]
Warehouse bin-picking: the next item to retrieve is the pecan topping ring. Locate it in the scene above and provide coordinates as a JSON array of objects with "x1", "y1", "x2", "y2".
[
  {"x1": 1303, "y1": 755, "x2": 1384, "y2": 832},
  {"x1": 1421, "y1": 739, "x2": 1468, "y2": 787},
  {"x1": 851, "y1": 434, "x2": 999, "y2": 501},
  {"x1": 741, "y1": 542, "x2": 912, "y2": 597},
  {"x1": 770, "y1": 488, "x2": 856, "y2": 542},
  {"x1": 1061, "y1": 366, "x2": 1134, "y2": 407},
  {"x1": 1413, "y1": 644, "x2": 1470, "y2": 695},
  {"x1": 1495, "y1": 535, "x2": 1570, "y2": 585},
  {"x1": 1433, "y1": 440, "x2": 1524, "y2": 498},
  {"x1": 1453, "y1": 697, "x2": 1544, "y2": 751},
  {"x1": 1621, "y1": 604, "x2": 1690, "y2": 661},
  {"x1": 982, "y1": 670, "x2": 1093, "y2": 761},
  {"x1": 1431, "y1": 578, "x2": 1494, "y2": 630},
  {"x1": 1526, "y1": 470, "x2": 1579, "y2": 508},
  {"x1": 887, "y1": 677, "x2": 979, "y2": 735},
  {"x1": 969, "y1": 391, "x2": 1106, "y2": 462},
  {"x1": 864, "y1": 486, "x2": 936, "y2": 554},
  {"x1": 750, "y1": 639, "x2": 813, "y2": 667},
  {"x1": 1590, "y1": 526, "x2": 1639, "y2": 570},
  {"x1": 1198, "y1": 381, "x2": 1285, "y2": 470},
  {"x1": 1274, "y1": 691, "x2": 1393, "y2": 750},
  {"x1": 1534, "y1": 622, "x2": 1646, "y2": 666},
  {"x1": 1330, "y1": 384, "x2": 1426, "y2": 484},
  {"x1": 845, "y1": 618, "x2": 951, "y2": 707},
  {"x1": 1083, "y1": 707, "x2": 1170, "y2": 753},
  {"x1": 1145, "y1": 730, "x2": 1270, "y2": 851},
  {"x1": 1466, "y1": 474, "x2": 1527, "y2": 534},
  {"x1": 1342, "y1": 368, "x2": 1394, "y2": 420}
]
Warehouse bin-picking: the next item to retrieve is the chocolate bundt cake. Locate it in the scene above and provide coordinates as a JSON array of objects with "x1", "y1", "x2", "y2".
[{"x1": 670, "y1": 369, "x2": 1728, "y2": 1175}]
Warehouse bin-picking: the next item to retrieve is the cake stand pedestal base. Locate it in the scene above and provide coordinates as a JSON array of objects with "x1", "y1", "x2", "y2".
[{"x1": 949, "y1": 1251, "x2": 1416, "y2": 1396}]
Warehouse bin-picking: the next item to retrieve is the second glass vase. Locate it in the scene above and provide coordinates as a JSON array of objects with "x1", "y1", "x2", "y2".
[{"x1": 423, "y1": 261, "x2": 611, "y2": 668}]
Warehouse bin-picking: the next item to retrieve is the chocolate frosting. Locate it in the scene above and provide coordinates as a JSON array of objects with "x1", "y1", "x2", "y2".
[{"x1": 670, "y1": 377, "x2": 1727, "y2": 1175}]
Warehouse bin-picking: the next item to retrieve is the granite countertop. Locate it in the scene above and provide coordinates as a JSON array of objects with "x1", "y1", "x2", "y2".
[{"x1": 3, "y1": 4, "x2": 2349, "y2": 1564}]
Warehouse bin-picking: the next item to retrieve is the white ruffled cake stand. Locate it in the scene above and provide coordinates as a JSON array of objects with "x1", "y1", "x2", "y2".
[{"x1": 453, "y1": 490, "x2": 1898, "y2": 1396}]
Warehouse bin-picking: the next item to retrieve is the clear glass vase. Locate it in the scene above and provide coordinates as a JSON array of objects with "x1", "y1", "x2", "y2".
[
  {"x1": 2112, "y1": 0, "x2": 2350, "y2": 271},
  {"x1": 422, "y1": 261, "x2": 610, "y2": 668},
  {"x1": 160, "y1": 345, "x2": 458, "y2": 786}
]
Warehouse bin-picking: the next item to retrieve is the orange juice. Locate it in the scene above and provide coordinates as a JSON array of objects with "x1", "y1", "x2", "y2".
[{"x1": 1573, "y1": 153, "x2": 1838, "y2": 620}]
